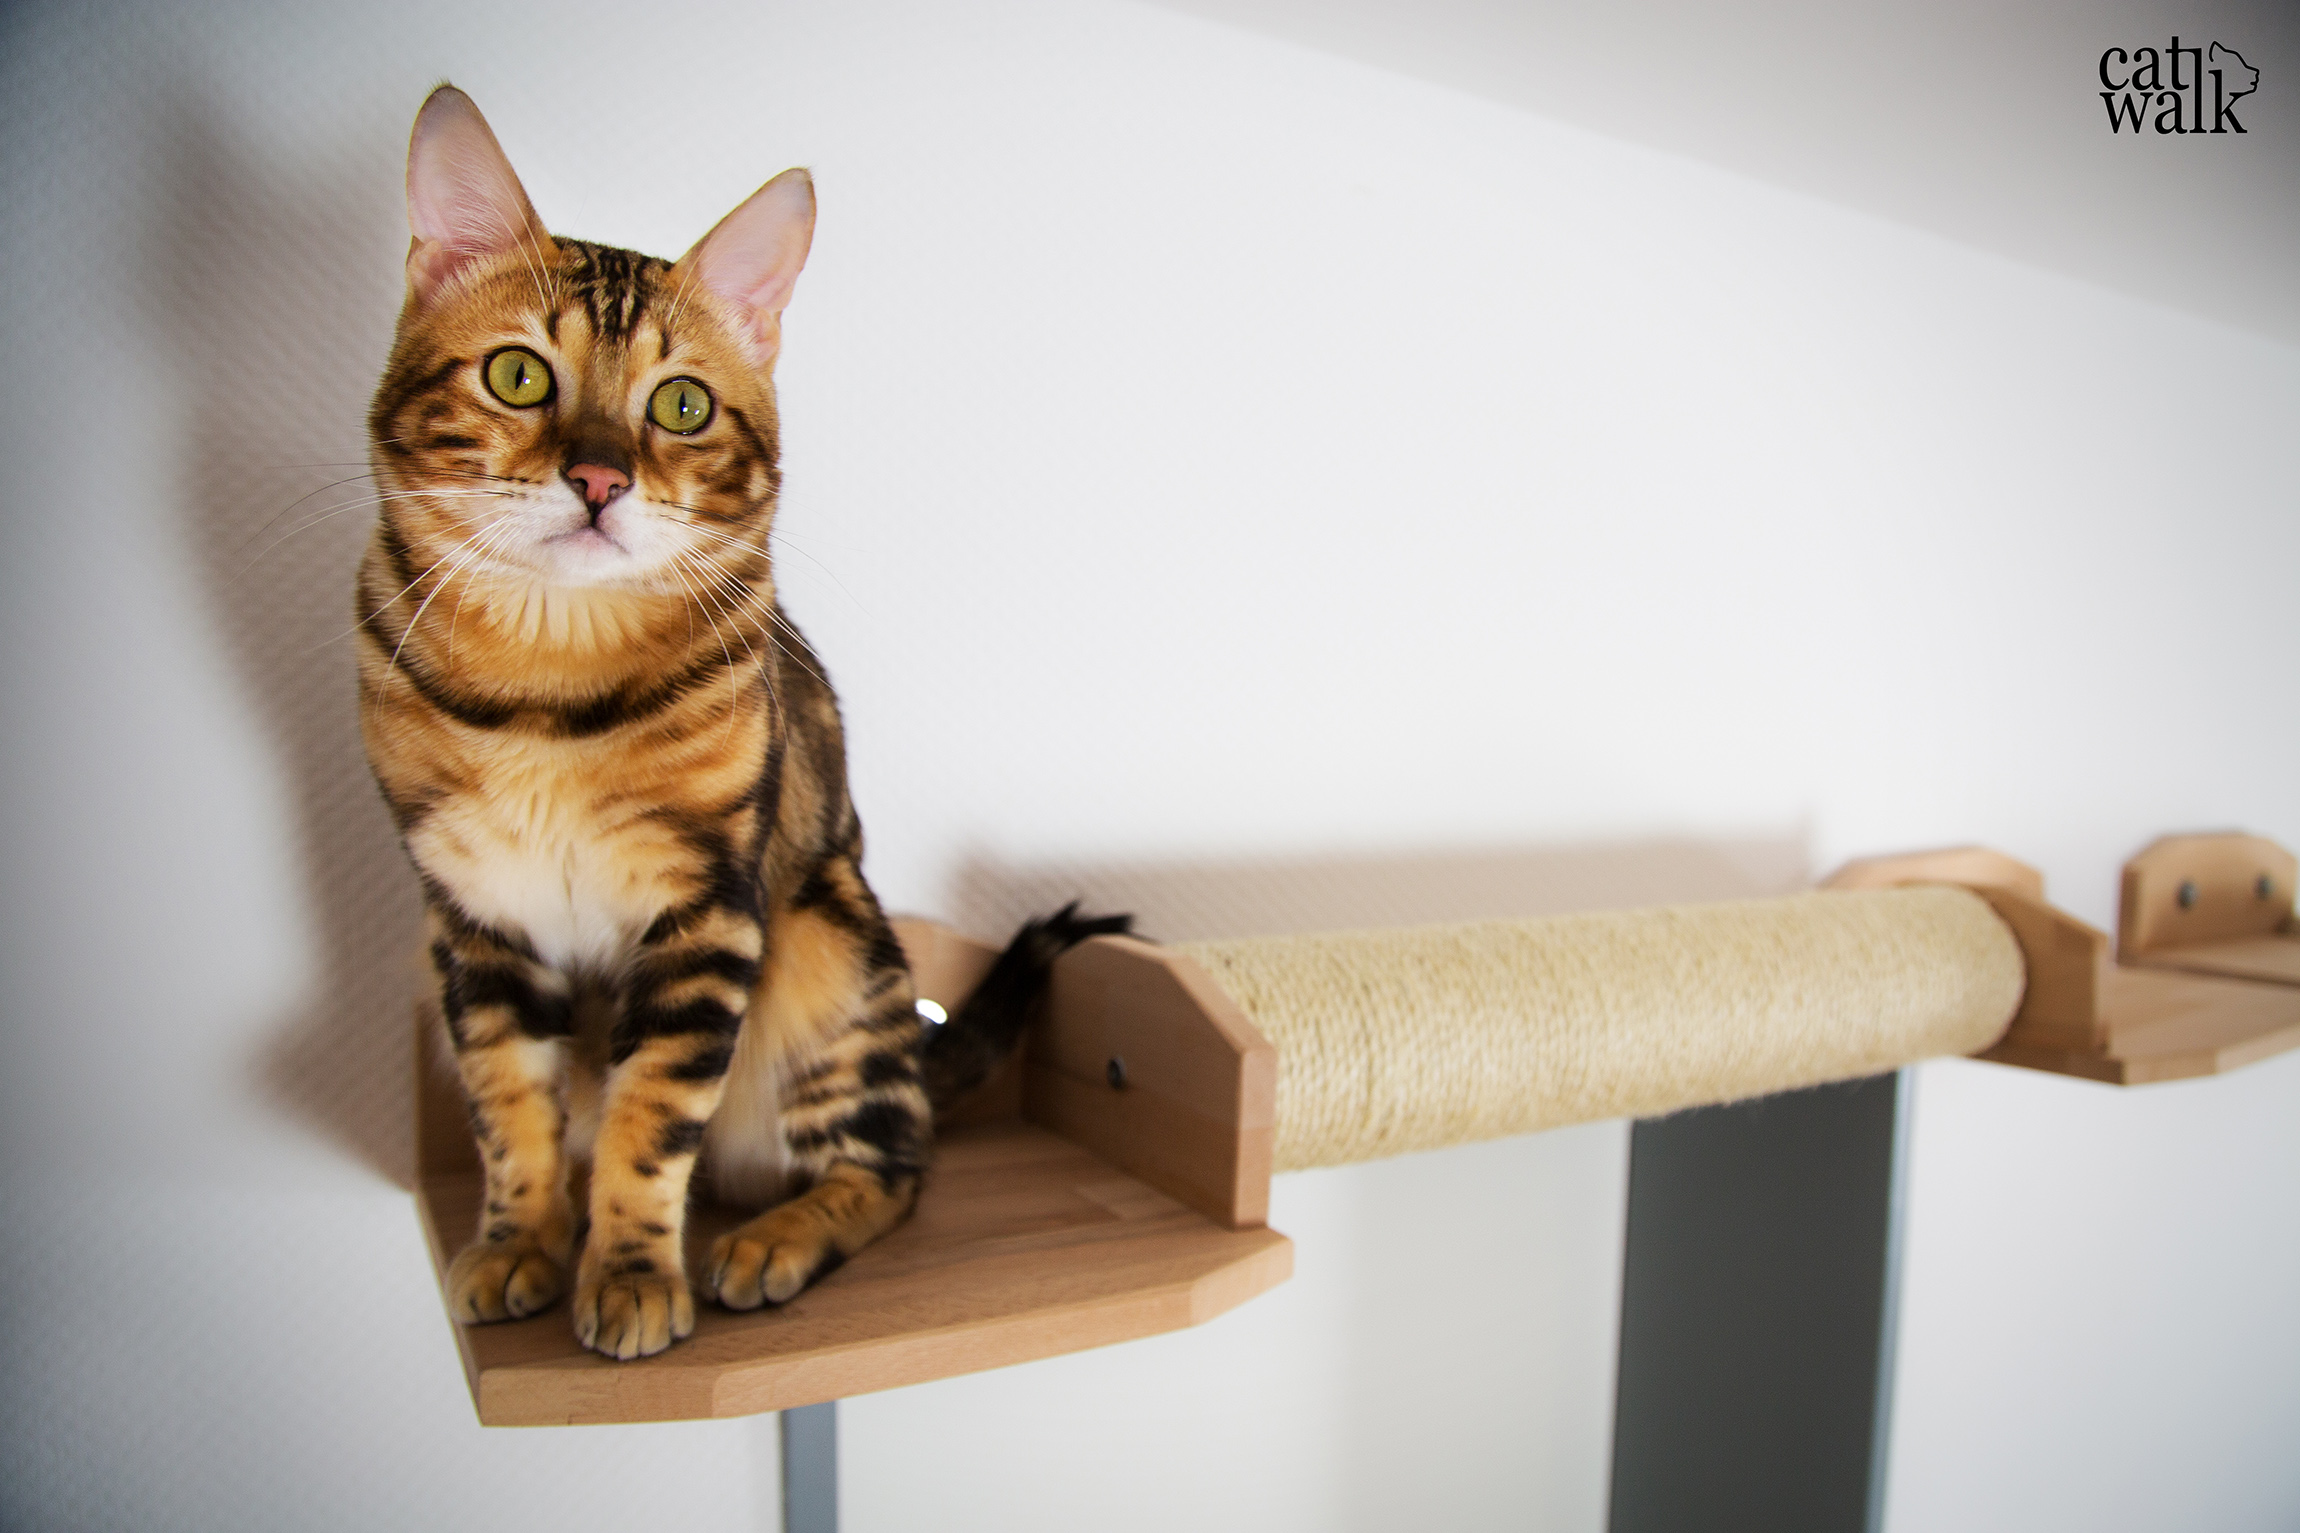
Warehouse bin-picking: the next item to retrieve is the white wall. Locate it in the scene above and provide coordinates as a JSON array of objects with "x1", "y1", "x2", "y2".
[
  {"x1": 1144, "y1": 0, "x2": 2300, "y2": 345},
  {"x1": 0, "y1": 2, "x2": 2292, "y2": 1530}
]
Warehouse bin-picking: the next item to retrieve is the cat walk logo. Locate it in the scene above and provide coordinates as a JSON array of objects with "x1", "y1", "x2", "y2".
[{"x1": 2099, "y1": 37, "x2": 2258, "y2": 133}]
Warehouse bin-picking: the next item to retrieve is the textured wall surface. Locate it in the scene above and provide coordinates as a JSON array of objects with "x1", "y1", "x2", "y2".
[{"x1": 0, "y1": 2, "x2": 2293, "y2": 1530}]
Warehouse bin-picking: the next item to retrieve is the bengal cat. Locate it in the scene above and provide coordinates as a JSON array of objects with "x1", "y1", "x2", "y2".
[{"x1": 357, "y1": 86, "x2": 1098, "y2": 1361}]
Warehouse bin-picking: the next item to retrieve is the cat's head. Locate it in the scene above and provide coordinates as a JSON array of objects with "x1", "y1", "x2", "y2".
[
  {"x1": 2208, "y1": 43, "x2": 2259, "y2": 96},
  {"x1": 368, "y1": 86, "x2": 811, "y2": 598}
]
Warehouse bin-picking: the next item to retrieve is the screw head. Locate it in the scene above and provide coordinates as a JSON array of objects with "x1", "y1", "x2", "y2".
[
  {"x1": 2259, "y1": 875, "x2": 2277, "y2": 901},
  {"x1": 1106, "y1": 1056, "x2": 1129, "y2": 1090},
  {"x1": 2177, "y1": 880, "x2": 2199, "y2": 910}
]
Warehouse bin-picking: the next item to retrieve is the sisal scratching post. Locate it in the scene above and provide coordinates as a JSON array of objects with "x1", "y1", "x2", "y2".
[{"x1": 1180, "y1": 887, "x2": 2025, "y2": 1170}]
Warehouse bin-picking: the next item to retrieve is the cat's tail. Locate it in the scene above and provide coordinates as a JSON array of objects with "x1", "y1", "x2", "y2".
[{"x1": 919, "y1": 902, "x2": 1135, "y2": 1110}]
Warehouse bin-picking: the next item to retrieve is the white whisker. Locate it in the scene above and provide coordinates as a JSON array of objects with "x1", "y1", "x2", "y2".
[
  {"x1": 322, "y1": 508, "x2": 520, "y2": 654},
  {"x1": 670, "y1": 540, "x2": 830, "y2": 693},
  {"x1": 444, "y1": 515, "x2": 534, "y2": 660},
  {"x1": 663, "y1": 548, "x2": 747, "y2": 737},
  {"x1": 382, "y1": 519, "x2": 520, "y2": 687},
  {"x1": 238, "y1": 488, "x2": 511, "y2": 579}
]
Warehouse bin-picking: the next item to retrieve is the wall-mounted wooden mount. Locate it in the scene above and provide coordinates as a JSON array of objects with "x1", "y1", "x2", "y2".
[
  {"x1": 2119, "y1": 833, "x2": 2300, "y2": 986},
  {"x1": 413, "y1": 921, "x2": 1289, "y2": 1427},
  {"x1": 1823, "y1": 843, "x2": 2300, "y2": 1085}
]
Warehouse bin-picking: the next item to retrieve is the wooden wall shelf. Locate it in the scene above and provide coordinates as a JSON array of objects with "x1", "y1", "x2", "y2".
[
  {"x1": 414, "y1": 833, "x2": 2300, "y2": 1425},
  {"x1": 414, "y1": 921, "x2": 1290, "y2": 1427},
  {"x1": 1826, "y1": 839, "x2": 2300, "y2": 1086},
  {"x1": 1980, "y1": 963, "x2": 2300, "y2": 1084}
]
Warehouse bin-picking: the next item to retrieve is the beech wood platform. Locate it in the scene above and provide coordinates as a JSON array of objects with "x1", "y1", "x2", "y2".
[
  {"x1": 416, "y1": 1120, "x2": 1289, "y2": 1426},
  {"x1": 414, "y1": 919, "x2": 1291, "y2": 1427},
  {"x1": 1828, "y1": 837, "x2": 2300, "y2": 1085}
]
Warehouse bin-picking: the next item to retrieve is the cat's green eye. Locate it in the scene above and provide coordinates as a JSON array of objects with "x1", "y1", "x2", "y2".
[
  {"x1": 484, "y1": 347, "x2": 553, "y2": 407},
  {"x1": 648, "y1": 377, "x2": 713, "y2": 435}
]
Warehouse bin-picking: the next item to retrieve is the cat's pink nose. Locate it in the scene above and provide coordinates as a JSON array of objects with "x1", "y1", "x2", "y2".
[{"x1": 566, "y1": 462, "x2": 630, "y2": 509}]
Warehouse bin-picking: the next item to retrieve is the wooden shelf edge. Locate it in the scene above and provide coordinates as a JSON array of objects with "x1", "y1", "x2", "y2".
[
  {"x1": 1973, "y1": 1038, "x2": 2133, "y2": 1085},
  {"x1": 1973, "y1": 966, "x2": 2300, "y2": 1086},
  {"x1": 469, "y1": 1225, "x2": 1293, "y2": 1427},
  {"x1": 1821, "y1": 842, "x2": 2300, "y2": 1087},
  {"x1": 418, "y1": 1122, "x2": 1294, "y2": 1427},
  {"x1": 414, "y1": 1171, "x2": 486, "y2": 1405},
  {"x1": 413, "y1": 916, "x2": 1291, "y2": 1428},
  {"x1": 2124, "y1": 934, "x2": 2300, "y2": 990},
  {"x1": 692, "y1": 1235, "x2": 1291, "y2": 1421}
]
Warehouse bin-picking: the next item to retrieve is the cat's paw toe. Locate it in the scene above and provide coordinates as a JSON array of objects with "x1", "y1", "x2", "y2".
[
  {"x1": 572, "y1": 1265, "x2": 694, "y2": 1360},
  {"x1": 709, "y1": 1224, "x2": 839, "y2": 1310},
  {"x1": 448, "y1": 1239, "x2": 566, "y2": 1323}
]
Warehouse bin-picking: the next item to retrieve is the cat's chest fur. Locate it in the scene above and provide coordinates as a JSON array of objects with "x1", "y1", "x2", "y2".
[{"x1": 404, "y1": 732, "x2": 700, "y2": 974}]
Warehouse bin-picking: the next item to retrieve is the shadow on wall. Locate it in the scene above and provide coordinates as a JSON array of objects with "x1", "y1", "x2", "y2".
[
  {"x1": 941, "y1": 832, "x2": 1815, "y2": 942},
  {"x1": 149, "y1": 92, "x2": 422, "y2": 1186},
  {"x1": 138, "y1": 80, "x2": 1822, "y2": 1195}
]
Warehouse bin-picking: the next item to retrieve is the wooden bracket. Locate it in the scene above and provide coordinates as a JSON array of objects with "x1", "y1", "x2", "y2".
[
  {"x1": 1030, "y1": 937, "x2": 1276, "y2": 1230},
  {"x1": 1822, "y1": 842, "x2": 2300, "y2": 1084},
  {"x1": 411, "y1": 919, "x2": 1289, "y2": 1426},
  {"x1": 1823, "y1": 848, "x2": 2110, "y2": 1056},
  {"x1": 1823, "y1": 845, "x2": 2045, "y2": 902},
  {"x1": 2118, "y1": 832, "x2": 2300, "y2": 985}
]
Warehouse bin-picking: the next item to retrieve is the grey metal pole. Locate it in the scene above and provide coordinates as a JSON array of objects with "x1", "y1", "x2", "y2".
[
  {"x1": 780, "y1": 1400, "x2": 838, "y2": 1533},
  {"x1": 1607, "y1": 1070, "x2": 1910, "y2": 1533}
]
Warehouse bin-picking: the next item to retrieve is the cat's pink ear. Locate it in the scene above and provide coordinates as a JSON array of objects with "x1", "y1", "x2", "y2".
[
  {"x1": 672, "y1": 169, "x2": 815, "y2": 366},
  {"x1": 403, "y1": 86, "x2": 551, "y2": 305}
]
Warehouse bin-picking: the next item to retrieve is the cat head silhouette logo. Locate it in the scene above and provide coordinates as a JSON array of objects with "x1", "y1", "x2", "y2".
[
  {"x1": 2209, "y1": 42, "x2": 2259, "y2": 101},
  {"x1": 2098, "y1": 36, "x2": 2259, "y2": 133}
]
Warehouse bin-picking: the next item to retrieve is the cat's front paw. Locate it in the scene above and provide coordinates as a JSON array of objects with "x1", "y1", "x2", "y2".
[
  {"x1": 709, "y1": 1208, "x2": 841, "y2": 1311},
  {"x1": 572, "y1": 1256, "x2": 695, "y2": 1360},
  {"x1": 448, "y1": 1236, "x2": 567, "y2": 1323}
]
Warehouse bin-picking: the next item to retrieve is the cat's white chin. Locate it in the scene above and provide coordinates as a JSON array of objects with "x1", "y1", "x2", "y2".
[
  {"x1": 543, "y1": 524, "x2": 628, "y2": 568},
  {"x1": 530, "y1": 522, "x2": 660, "y2": 590},
  {"x1": 519, "y1": 496, "x2": 692, "y2": 591}
]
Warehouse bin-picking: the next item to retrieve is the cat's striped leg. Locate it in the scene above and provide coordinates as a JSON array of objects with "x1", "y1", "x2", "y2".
[
  {"x1": 576, "y1": 902, "x2": 764, "y2": 1359},
  {"x1": 709, "y1": 890, "x2": 931, "y2": 1310},
  {"x1": 432, "y1": 909, "x2": 577, "y2": 1324}
]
